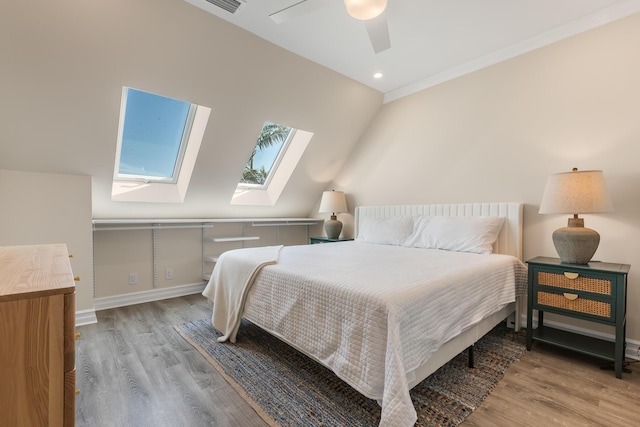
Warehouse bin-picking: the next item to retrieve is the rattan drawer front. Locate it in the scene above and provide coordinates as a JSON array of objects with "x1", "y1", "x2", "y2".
[
  {"x1": 537, "y1": 291, "x2": 612, "y2": 319},
  {"x1": 537, "y1": 271, "x2": 612, "y2": 295}
]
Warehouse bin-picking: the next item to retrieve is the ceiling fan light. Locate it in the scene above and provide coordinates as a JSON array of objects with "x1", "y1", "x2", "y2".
[{"x1": 345, "y1": 0, "x2": 387, "y2": 20}]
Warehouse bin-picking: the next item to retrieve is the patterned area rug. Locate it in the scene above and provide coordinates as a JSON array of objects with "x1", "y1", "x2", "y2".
[{"x1": 175, "y1": 319, "x2": 525, "y2": 427}]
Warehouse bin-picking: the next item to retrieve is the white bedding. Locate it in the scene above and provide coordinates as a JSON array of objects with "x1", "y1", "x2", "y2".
[
  {"x1": 203, "y1": 245, "x2": 282, "y2": 343},
  {"x1": 206, "y1": 241, "x2": 527, "y2": 427}
]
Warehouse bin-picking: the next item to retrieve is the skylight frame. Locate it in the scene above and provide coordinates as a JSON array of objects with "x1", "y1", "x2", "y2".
[
  {"x1": 111, "y1": 87, "x2": 211, "y2": 203},
  {"x1": 231, "y1": 126, "x2": 313, "y2": 206}
]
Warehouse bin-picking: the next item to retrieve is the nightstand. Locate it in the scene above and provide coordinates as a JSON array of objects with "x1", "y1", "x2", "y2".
[
  {"x1": 526, "y1": 256, "x2": 630, "y2": 378},
  {"x1": 309, "y1": 237, "x2": 354, "y2": 244}
]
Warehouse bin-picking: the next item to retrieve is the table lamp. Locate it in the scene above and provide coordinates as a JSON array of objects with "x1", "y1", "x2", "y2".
[
  {"x1": 539, "y1": 168, "x2": 613, "y2": 264},
  {"x1": 319, "y1": 190, "x2": 348, "y2": 239}
]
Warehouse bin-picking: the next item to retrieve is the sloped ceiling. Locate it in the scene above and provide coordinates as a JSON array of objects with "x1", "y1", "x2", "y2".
[
  {"x1": 185, "y1": 0, "x2": 640, "y2": 101},
  {"x1": 0, "y1": 0, "x2": 382, "y2": 218}
]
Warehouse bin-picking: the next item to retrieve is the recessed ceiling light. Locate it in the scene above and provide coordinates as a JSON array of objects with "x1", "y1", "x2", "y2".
[{"x1": 373, "y1": 72, "x2": 383, "y2": 79}]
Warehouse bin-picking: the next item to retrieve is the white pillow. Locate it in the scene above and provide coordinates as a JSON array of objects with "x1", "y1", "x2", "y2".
[
  {"x1": 402, "y1": 215, "x2": 433, "y2": 248},
  {"x1": 356, "y1": 216, "x2": 414, "y2": 246},
  {"x1": 403, "y1": 215, "x2": 505, "y2": 254}
]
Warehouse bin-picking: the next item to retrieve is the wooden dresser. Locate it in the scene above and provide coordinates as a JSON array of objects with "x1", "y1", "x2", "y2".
[{"x1": 0, "y1": 244, "x2": 76, "y2": 426}]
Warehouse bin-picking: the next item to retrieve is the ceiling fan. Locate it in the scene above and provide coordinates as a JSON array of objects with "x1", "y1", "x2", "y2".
[{"x1": 269, "y1": 0, "x2": 391, "y2": 54}]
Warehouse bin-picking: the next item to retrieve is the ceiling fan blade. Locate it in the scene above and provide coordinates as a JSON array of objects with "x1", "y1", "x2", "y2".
[
  {"x1": 269, "y1": 0, "x2": 328, "y2": 24},
  {"x1": 364, "y1": 12, "x2": 391, "y2": 54}
]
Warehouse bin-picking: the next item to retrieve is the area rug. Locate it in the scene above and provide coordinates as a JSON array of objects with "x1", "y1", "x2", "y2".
[{"x1": 175, "y1": 319, "x2": 525, "y2": 427}]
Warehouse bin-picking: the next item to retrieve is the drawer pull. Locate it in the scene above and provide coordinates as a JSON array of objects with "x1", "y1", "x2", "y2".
[
  {"x1": 74, "y1": 276, "x2": 80, "y2": 281},
  {"x1": 75, "y1": 390, "x2": 81, "y2": 395},
  {"x1": 75, "y1": 332, "x2": 81, "y2": 339},
  {"x1": 564, "y1": 272, "x2": 579, "y2": 280},
  {"x1": 563, "y1": 292, "x2": 579, "y2": 300}
]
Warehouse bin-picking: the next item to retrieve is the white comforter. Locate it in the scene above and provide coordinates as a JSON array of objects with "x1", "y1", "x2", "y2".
[{"x1": 207, "y1": 241, "x2": 527, "y2": 427}]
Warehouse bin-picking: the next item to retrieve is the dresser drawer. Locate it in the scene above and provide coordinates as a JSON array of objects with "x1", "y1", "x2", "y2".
[{"x1": 536, "y1": 290, "x2": 613, "y2": 321}]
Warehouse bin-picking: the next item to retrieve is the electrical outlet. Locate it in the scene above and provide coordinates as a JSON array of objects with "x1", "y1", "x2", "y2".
[
  {"x1": 165, "y1": 268, "x2": 173, "y2": 280},
  {"x1": 129, "y1": 273, "x2": 138, "y2": 285}
]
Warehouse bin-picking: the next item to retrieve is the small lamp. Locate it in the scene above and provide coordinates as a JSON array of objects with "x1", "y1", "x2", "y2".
[
  {"x1": 344, "y1": 0, "x2": 387, "y2": 20},
  {"x1": 319, "y1": 190, "x2": 348, "y2": 239},
  {"x1": 539, "y1": 168, "x2": 613, "y2": 264}
]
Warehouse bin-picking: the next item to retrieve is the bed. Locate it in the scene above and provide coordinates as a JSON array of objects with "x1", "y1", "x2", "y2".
[{"x1": 202, "y1": 202, "x2": 527, "y2": 427}]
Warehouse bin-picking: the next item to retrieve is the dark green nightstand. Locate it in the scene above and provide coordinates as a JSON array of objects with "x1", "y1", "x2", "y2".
[
  {"x1": 309, "y1": 237, "x2": 354, "y2": 244},
  {"x1": 526, "y1": 256, "x2": 630, "y2": 378}
]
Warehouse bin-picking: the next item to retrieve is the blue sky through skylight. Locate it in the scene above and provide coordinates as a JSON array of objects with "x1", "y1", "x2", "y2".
[{"x1": 119, "y1": 88, "x2": 191, "y2": 178}]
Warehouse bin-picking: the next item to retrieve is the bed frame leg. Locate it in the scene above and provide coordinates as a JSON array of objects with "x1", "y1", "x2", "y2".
[{"x1": 468, "y1": 345, "x2": 475, "y2": 368}]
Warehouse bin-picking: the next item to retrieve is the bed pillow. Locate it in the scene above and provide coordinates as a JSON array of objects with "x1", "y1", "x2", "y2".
[
  {"x1": 356, "y1": 216, "x2": 414, "y2": 246},
  {"x1": 401, "y1": 215, "x2": 433, "y2": 248},
  {"x1": 403, "y1": 215, "x2": 505, "y2": 254}
]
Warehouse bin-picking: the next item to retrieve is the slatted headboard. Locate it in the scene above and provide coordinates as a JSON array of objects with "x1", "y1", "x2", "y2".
[{"x1": 354, "y1": 202, "x2": 523, "y2": 260}]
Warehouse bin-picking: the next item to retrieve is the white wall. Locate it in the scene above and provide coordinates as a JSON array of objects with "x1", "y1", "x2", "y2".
[{"x1": 332, "y1": 14, "x2": 640, "y2": 340}]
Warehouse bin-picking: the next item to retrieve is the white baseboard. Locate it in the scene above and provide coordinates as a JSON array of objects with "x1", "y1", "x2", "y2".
[
  {"x1": 93, "y1": 282, "x2": 207, "y2": 312},
  {"x1": 76, "y1": 308, "x2": 98, "y2": 326},
  {"x1": 519, "y1": 314, "x2": 640, "y2": 361}
]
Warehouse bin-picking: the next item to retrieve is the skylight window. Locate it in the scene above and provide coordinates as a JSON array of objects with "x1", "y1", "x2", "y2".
[
  {"x1": 116, "y1": 88, "x2": 194, "y2": 183},
  {"x1": 239, "y1": 122, "x2": 294, "y2": 188},
  {"x1": 232, "y1": 121, "x2": 312, "y2": 206},
  {"x1": 112, "y1": 87, "x2": 211, "y2": 203}
]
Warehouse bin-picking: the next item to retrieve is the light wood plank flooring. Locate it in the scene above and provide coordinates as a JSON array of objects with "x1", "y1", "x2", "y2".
[
  {"x1": 466, "y1": 337, "x2": 640, "y2": 426},
  {"x1": 76, "y1": 294, "x2": 640, "y2": 426}
]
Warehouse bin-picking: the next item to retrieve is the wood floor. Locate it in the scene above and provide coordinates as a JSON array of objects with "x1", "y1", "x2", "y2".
[{"x1": 76, "y1": 294, "x2": 640, "y2": 426}]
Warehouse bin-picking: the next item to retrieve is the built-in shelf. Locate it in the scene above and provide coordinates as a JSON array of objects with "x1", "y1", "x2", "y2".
[
  {"x1": 207, "y1": 236, "x2": 260, "y2": 243},
  {"x1": 92, "y1": 218, "x2": 321, "y2": 230},
  {"x1": 92, "y1": 217, "x2": 322, "y2": 284}
]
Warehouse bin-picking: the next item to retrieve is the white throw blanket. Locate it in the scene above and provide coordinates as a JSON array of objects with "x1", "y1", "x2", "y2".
[{"x1": 202, "y1": 245, "x2": 282, "y2": 343}]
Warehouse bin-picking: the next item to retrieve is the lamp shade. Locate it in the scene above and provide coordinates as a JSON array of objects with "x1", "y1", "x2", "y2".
[
  {"x1": 344, "y1": 0, "x2": 387, "y2": 20},
  {"x1": 539, "y1": 169, "x2": 613, "y2": 215},
  {"x1": 319, "y1": 190, "x2": 347, "y2": 214}
]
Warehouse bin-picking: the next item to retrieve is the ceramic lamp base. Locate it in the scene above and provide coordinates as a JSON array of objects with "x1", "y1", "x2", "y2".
[
  {"x1": 324, "y1": 216, "x2": 343, "y2": 240},
  {"x1": 552, "y1": 218, "x2": 600, "y2": 264}
]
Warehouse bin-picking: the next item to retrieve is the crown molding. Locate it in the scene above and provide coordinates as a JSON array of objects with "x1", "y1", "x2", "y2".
[{"x1": 384, "y1": 1, "x2": 640, "y2": 103}]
